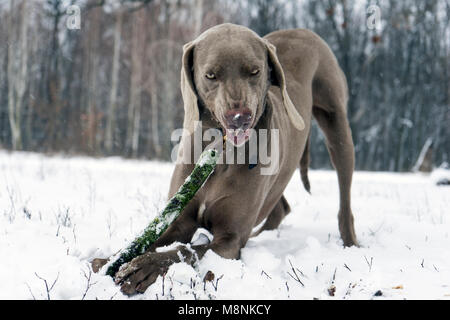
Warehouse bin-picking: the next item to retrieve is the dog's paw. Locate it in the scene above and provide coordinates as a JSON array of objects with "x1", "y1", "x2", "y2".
[{"x1": 114, "y1": 251, "x2": 176, "y2": 296}]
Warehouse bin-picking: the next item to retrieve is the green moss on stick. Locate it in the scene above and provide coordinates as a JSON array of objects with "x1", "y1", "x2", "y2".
[{"x1": 105, "y1": 149, "x2": 219, "y2": 277}]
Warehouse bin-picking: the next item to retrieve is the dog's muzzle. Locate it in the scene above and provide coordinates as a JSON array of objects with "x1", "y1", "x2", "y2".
[{"x1": 224, "y1": 107, "x2": 253, "y2": 146}]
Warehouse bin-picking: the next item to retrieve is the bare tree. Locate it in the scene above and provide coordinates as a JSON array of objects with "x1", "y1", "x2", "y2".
[
  {"x1": 126, "y1": 8, "x2": 146, "y2": 157},
  {"x1": 0, "y1": 0, "x2": 448, "y2": 170},
  {"x1": 105, "y1": 9, "x2": 124, "y2": 154},
  {"x1": 7, "y1": 0, "x2": 29, "y2": 150},
  {"x1": 194, "y1": 0, "x2": 204, "y2": 36}
]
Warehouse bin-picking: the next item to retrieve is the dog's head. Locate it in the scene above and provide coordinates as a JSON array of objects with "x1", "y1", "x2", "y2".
[{"x1": 181, "y1": 23, "x2": 304, "y2": 146}]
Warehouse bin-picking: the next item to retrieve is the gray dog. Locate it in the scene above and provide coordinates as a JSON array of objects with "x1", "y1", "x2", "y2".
[{"x1": 94, "y1": 23, "x2": 358, "y2": 295}]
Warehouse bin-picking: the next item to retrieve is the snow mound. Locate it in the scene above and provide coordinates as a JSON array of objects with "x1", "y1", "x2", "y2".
[{"x1": 430, "y1": 163, "x2": 450, "y2": 186}]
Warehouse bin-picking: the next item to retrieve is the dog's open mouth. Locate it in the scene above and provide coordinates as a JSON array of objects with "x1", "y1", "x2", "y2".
[
  {"x1": 225, "y1": 128, "x2": 252, "y2": 146},
  {"x1": 223, "y1": 108, "x2": 253, "y2": 147}
]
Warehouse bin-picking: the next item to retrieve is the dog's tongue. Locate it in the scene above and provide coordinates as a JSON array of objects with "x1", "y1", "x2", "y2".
[{"x1": 226, "y1": 128, "x2": 250, "y2": 146}]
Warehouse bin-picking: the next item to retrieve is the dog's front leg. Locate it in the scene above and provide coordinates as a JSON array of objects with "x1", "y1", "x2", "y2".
[
  {"x1": 115, "y1": 193, "x2": 255, "y2": 295},
  {"x1": 115, "y1": 230, "x2": 247, "y2": 295},
  {"x1": 115, "y1": 245, "x2": 205, "y2": 295}
]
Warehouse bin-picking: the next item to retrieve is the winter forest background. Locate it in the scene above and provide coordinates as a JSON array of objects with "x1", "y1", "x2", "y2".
[{"x1": 1, "y1": 0, "x2": 449, "y2": 171}]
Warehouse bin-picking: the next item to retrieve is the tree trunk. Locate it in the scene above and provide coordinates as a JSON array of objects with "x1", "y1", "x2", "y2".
[
  {"x1": 105, "y1": 10, "x2": 123, "y2": 155},
  {"x1": 126, "y1": 10, "x2": 145, "y2": 157},
  {"x1": 7, "y1": 0, "x2": 17, "y2": 149},
  {"x1": 194, "y1": 0, "x2": 204, "y2": 36},
  {"x1": 150, "y1": 75, "x2": 162, "y2": 157},
  {"x1": 7, "y1": 0, "x2": 28, "y2": 150},
  {"x1": 87, "y1": 8, "x2": 101, "y2": 154}
]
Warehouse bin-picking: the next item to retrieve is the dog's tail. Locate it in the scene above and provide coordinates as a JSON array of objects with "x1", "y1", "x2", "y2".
[{"x1": 299, "y1": 134, "x2": 311, "y2": 194}]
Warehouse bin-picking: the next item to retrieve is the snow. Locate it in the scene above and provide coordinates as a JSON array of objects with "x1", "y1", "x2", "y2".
[
  {"x1": 0, "y1": 151, "x2": 449, "y2": 300},
  {"x1": 430, "y1": 165, "x2": 450, "y2": 186},
  {"x1": 196, "y1": 148, "x2": 219, "y2": 167}
]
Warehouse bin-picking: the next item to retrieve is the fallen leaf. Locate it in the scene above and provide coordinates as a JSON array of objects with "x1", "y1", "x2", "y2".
[
  {"x1": 328, "y1": 285, "x2": 336, "y2": 296},
  {"x1": 392, "y1": 285, "x2": 404, "y2": 289},
  {"x1": 203, "y1": 270, "x2": 215, "y2": 282},
  {"x1": 373, "y1": 290, "x2": 383, "y2": 296}
]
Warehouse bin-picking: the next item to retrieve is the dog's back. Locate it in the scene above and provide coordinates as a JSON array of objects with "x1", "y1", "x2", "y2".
[
  {"x1": 265, "y1": 28, "x2": 357, "y2": 247},
  {"x1": 265, "y1": 29, "x2": 348, "y2": 112}
]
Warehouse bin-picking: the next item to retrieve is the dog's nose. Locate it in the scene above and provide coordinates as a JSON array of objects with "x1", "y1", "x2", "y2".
[{"x1": 225, "y1": 108, "x2": 252, "y2": 130}]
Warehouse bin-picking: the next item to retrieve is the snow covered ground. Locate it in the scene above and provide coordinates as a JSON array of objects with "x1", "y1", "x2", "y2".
[{"x1": 0, "y1": 150, "x2": 449, "y2": 300}]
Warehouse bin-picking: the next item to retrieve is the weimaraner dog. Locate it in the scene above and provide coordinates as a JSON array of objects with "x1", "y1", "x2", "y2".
[{"x1": 93, "y1": 23, "x2": 358, "y2": 295}]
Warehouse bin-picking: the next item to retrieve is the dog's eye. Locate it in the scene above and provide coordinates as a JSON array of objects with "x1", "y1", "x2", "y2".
[
  {"x1": 250, "y1": 69, "x2": 260, "y2": 76},
  {"x1": 205, "y1": 73, "x2": 216, "y2": 80}
]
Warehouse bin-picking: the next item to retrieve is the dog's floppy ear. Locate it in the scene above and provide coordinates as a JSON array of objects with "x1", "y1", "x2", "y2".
[
  {"x1": 264, "y1": 40, "x2": 305, "y2": 131},
  {"x1": 180, "y1": 41, "x2": 199, "y2": 133}
]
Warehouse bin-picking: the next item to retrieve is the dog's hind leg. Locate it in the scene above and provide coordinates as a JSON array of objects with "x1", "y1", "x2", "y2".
[
  {"x1": 299, "y1": 133, "x2": 311, "y2": 193},
  {"x1": 252, "y1": 195, "x2": 291, "y2": 236},
  {"x1": 312, "y1": 106, "x2": 358, "y2": 247}
]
